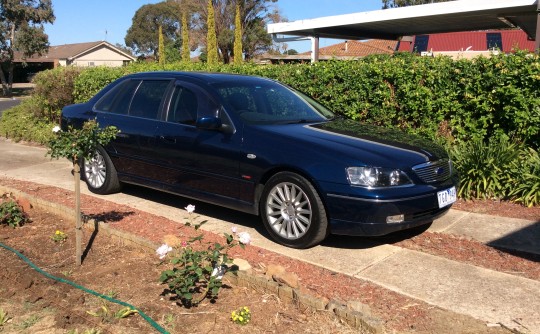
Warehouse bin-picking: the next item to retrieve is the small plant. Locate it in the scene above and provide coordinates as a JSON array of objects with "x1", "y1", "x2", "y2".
[
  {"x1": 61, "y1": 269, "x2": 73, "y2": 277},
  {"x1": 231, "y1": 306, "x2": 251, "y2": 325},
  {"x1": 0, "y1": 194, "x2": 29, "y2": 228},
  {"x1": 51, "y1": 230, "x2": 67, "y2": 243},
  {"x1": 159, "y1": 205, "x2": 251, "y2": 306},
  {"x1": 162, "y1": 313, "x2": 175, "y2": 330},
  {"x1": 104, "y1": 290, "x2": 118, "y2": 299},
  {"x1": 15, "y1": 314, "x2": 40, "y2": 330},
  {"x1": 86, "y1": 304, "x2": 138, "y2": 323},
  {"x1": 67, "y1": 328, "x2": 102, "y2": 334},
  {"x1": 0, "y1": 308, "x2": 12, "y2": 326}
]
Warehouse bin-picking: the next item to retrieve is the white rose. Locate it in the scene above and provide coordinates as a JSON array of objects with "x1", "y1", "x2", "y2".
[
  {"x1": 185, "y1": 204, "x2": 195, "y2": 213},
  {"x1": 156, "y1": 244, "x2": 172, "y2": 260},
  {"x1": 237, "y1": 232, "x2": 251, "y2": 245}
]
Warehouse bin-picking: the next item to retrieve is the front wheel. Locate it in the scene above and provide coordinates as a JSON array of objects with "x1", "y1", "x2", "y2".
[
  {"x1": 81, "y1": 146, "x2": 121, "y2": 195},
  {"x1": 260, "y1": 172, "x2": 328, "y2": 248}
]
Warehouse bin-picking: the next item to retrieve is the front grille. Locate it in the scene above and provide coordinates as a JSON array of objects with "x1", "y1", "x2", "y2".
[{"x1": 412, "y1": 159, "x2": 452, "y2": 184}]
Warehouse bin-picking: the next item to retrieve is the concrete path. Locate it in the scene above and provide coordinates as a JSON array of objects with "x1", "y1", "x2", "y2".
[{"x1": 1, "y1": 138, "x2": 539, "y2": 333}]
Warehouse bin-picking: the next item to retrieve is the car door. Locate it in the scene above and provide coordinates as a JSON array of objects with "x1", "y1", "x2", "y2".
[
  {"x1": 153, "y1": 81, "x2": 252, "y2": 209},
  {"x1": 94, "y1": 78, "x2": 172, "y2": 179}
]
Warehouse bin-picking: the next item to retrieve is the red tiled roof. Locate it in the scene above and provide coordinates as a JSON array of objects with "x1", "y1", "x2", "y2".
[
  {"x1": 397, "y1": 30, "x2": 535, "y2": 53},
  {"x1": 301, "y1": 39, "x2": 398, "y2": 57}
]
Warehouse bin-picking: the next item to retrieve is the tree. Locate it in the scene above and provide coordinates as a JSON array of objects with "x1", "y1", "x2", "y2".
[
  {"x1": 158, "y1": 25, "x2": 165, "y2": 65},
  {"x1": 47, "y1": 121, "x2": 118, "y2": 265},
  {"x1": 206, "y1": 0, "x2": 218, "y2": 64},
  {"x1": 181, "y1": 10, "x2": 190, "y2": 62},
  {"x1": 382, "y1": 0, "x2": 454, "y2": 9},
  {"x1": 233, "y1": 3, "x2": 243, "y2": 65},
  {"x1": 0, "y1": 0, "x2": 55, "y2": 97},
  {"x1": 125, "y1": 1, "x2": 182, "y2": 57},
  {"x1": 284, "y1": 49, "x2": 298, "y2": 55},
  {"x1": 190, "y1": 0, "x2": 281, "y2": 63}
]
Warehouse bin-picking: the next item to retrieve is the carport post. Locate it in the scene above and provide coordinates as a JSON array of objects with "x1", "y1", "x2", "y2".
[{"x1": 311, "y1": 36, "x2": 320, "y2": 63}]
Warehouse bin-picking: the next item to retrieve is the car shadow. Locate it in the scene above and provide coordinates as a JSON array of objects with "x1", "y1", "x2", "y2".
[
  {"x1": 120, "y1": 184, "x2": 272, "y2": 238},
  {"x1": 486, "y1": 221, "x2": 540, "y2": 262},
  {"x1": 322, "y1": 223, "x2": 432, "y2": 250},
  {"x1": 115, "y1": 184, "x2": 436, "y2": 251}
]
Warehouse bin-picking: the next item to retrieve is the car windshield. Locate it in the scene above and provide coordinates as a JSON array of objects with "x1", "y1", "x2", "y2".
[{"x1": 212, "y1": 80, "x2": 335, "y2": 124}]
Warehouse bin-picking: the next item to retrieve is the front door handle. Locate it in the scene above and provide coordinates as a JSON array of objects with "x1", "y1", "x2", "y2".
[{"x1": 160, "y1": 135, "x2": 177, "y2": 144}]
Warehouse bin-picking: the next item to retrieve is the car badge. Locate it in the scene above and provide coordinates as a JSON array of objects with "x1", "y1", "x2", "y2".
[
  {"x1": 247, "y1": 154, "x2": 256, "y2": 159},
  {"x1": 435, "y1": 167, "x2": 445, "y2": 175}
]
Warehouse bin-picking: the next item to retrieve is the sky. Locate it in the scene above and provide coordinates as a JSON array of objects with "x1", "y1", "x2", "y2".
[{"x1": 44, "y1": 0, "x2": 384, "y2": 53}]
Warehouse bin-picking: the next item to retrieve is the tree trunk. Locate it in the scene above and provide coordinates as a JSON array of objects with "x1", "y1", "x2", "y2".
[
  {"x1": 0, "y1": 66, "x2": 11, "y2": 97},
  {"x1": 74, "y1": 161, "x2": 82, "y2": 266}
]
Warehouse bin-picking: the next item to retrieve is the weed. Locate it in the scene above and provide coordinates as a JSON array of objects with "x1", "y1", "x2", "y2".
[
  {"x1": 86, "y1": 304, "x2": 138, "y2": 323},
  {"x1": 15, "y1": 314, "x2": 40, "y2": 330},
  {"x1": 0, "y1": 308, "x2": 11, "y2": 326},
  {"x1": 162, "y1": 313, "x2": 175, "y2": 330}
]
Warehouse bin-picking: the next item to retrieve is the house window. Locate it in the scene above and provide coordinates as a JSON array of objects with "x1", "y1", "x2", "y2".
[
  {"x1": 88, "y1": 62, "x2": 95, "y2": 67},
  {"x1": 486, "y1": 33, "x2": 503, "y2": 50},
  {"x1": 413, "y1": 35, "x2": 430, "y2": 53}
]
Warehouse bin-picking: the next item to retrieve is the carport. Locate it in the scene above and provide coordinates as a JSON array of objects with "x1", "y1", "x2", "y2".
[{"x1": 267, "y1": 0, "x2": 539, "y2": 62}]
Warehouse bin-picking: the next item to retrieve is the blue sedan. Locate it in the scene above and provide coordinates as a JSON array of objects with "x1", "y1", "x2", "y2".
[{"x1": 61, "y1": 72, "x2": 458, "y2": 248}]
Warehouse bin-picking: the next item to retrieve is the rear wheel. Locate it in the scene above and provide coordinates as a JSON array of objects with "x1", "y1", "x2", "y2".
[
  {"x1": 260, "y1": 172, "x2": 328, "y2": 248},
  {"x1": 82, "y1": 146, "x2": 121, "y2": 195}
]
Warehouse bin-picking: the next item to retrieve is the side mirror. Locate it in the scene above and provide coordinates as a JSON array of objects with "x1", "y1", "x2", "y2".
[{"x1": 196, "y1": 117, "x2": 222, "y2": 130}]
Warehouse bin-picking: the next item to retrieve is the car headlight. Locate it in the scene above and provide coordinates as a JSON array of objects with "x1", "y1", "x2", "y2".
[{"x1": 346, "y1": 167, "x2": 412, "y2": 188}]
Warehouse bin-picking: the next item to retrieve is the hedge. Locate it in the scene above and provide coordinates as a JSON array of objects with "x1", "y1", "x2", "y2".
[{"x1": 72, "y1": 51, "x2": 539, "y2": 149}]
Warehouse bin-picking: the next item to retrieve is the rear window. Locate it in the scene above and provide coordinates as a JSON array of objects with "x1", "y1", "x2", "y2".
[
  {"x1": 94, "y1": 79, "x2": 140, "y2": 115},
  {"x1": 129, "y1": 80, "x2": 170, "y2": 119}
]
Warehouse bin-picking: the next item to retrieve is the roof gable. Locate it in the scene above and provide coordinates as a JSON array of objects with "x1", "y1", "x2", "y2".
[{"x1": 15, "y1": 41, "x2": 135, "y2": 63}]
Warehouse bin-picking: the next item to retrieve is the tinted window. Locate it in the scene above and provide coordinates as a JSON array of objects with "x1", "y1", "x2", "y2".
[
  {"x1": 168, "y1": 86, "x2": 199, "y2": 125},
  {"x1": 94, "y1": 79, "x2": 140, "y2": 115},
  {"x1": 213, "y1": 81, "x2": 333, "y2": 124},
  {"x1": 129, "y1": 80, "x2": 171, "y2": 119},
  {"x1": 414, "y1": 35, "x2": 429, "y2": 53},
  {"x1": 219, "y1": 86, "x2": 257, "y2": 113},
  {"x1": 487, "y1": 33, "x2": 503, "y2": 50}
]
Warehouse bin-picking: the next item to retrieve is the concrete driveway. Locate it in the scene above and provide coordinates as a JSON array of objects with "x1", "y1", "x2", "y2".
[{"x1": 1, "y1": 138, "x2": 539, "y2": 333}]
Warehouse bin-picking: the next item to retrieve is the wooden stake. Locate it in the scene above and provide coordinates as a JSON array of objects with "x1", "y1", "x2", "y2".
[{"x1": 74, "y1": 161, "x2": 82, "y2": 266}]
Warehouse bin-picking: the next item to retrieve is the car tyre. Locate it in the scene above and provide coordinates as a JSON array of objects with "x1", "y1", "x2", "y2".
[
  {"x1": 260, "y1": 172, "x2": 328, "y2": 248},
  {"x1": 81, "y1": 146, "x2": 121, "y2": 195}
]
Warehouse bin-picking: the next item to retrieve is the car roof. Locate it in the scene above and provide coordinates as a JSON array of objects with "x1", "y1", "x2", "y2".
[{"x1": 123, "y1": 71, "x2": 273, "y2": 85}]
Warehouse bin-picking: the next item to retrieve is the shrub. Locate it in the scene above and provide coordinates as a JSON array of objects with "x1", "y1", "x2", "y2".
[
  {"x1": 0, "y1": 194, "x2": 30, "y2": 228},
  {"x1": 158, "y1": 205, "x2": 250, "y2": 306},
  {"x1": 0, "y1": 98, "x2": 55, "y2": 144},
  {"x1": 73, "y1": 66, "x2": 125, "y2": 103},
  {"x1": 450, "y1": 136, "x2": 520, "y2": 200},
  {"x1": 33, "y1": 67, "x2": 82, "y2": 123},
  {"x1": 509, "y1": 148, "x2": 540, "y2": 207}
]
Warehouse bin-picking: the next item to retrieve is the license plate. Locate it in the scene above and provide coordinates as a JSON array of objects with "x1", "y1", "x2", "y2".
[{"x1": 437, "y1": 186, "x2": 457, "y2": 208}]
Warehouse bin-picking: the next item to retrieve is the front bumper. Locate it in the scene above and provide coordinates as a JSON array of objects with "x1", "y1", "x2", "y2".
[{"x1": 324, "y1": 182, "x2": 455, "y2": 236}]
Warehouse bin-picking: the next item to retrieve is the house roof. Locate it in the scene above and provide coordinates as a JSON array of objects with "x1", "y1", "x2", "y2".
[
  {"x1": 267, "y1": 0, "x2": 538, "y2": 41},
  {"x1": 15, "y1": 41, "x2": 135, "y2": 63},
  {"x1": 397, "y1": 29, "x2": 536, "y2": 52},
  {"x1": 300, "y1": 39, "x2": 398, "y2": 57}
]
